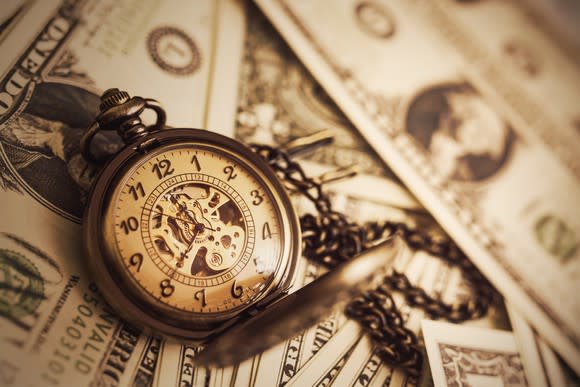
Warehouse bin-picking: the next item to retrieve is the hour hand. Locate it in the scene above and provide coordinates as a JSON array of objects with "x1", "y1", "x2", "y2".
[{"x1": 179, "y1": 223, "x2": 205, "y2": 263}]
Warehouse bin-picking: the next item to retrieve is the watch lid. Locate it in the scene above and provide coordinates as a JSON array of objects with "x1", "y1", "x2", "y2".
[{"x1": 194, "y1": 236, "x2": 403, "y2": 367}]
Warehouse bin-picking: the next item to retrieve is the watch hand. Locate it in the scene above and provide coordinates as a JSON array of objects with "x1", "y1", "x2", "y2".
[
  {"x1": 181, "y1": 224, "x2": 203, "y2": 261},
  {"x1": 167, "y1": 195, "x2": 199, "y2": 224},
  {"x1": 147, "y1": 209, "x2": 217, "y2": 231}
]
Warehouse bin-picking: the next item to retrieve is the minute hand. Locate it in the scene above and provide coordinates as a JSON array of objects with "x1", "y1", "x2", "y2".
[
  {"x1": 146, "y1": 209, "x2": 216, "y2": 231},
  {"x1": 181, "y1": 224, "x2": 203, "y2": 261}
]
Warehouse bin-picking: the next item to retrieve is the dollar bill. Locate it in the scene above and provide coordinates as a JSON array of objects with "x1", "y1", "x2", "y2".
[
  {"x1": 284, "y1": 319, "x2": 364, "y2": 387},
  {"x1": 331, "y1": 337, "x2": 389, "y2": 387},
  {"x1": 537, "y1": 336, "x2": 580, "y2": 387},
  {"x1": 0, "y1": 0, "x2": 240, "y2": 221},
  {"x1": 422, "y1": 320, "x2": 527, "y2": 387},
  {"x1": 155, "y1": 343, "x2": 208, "y2": 387},
  {"x1": 254, "y1": 0, "x2": 580, "y2": 372},
  {"x1": 233, "y1": 2, "x2": 423, "y2": 202},
  {"x1": 0, "y1": 189, "x2": 147, "y2": 387},
  {"x1": 153, "y1": 162, "x2": 435, "y2": 386},
  {"x1": 509, "y1": 304, "x2": 580, "y2": 387},
  {"x1": 321, "y1": 192, "x2": 511, "y2": 387},
  {"x1": 240, "y1": 260, "x2": 344, "y2": 387},
  {"x1": 120, "y1": 335, "x2": 163, "y2": 387},
  {"x1": 155, "y1": 253, "x2": 346, "y2": 387},
  {"x1": 286, "y1": 242, "x2": 439, "y2": 387},
  {"x1": 0, "y1": 0, "x2": 243, "y2": 385},
  {"x1": 507, "y1": 304, "x2": 550, "y2": 387},
  {"x1": 155, "y1": 3, "x2": 435, "y2": 386}
]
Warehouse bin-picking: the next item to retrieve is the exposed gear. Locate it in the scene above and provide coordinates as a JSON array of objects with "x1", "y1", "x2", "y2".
[{"x1": 151, "y1": 183, "x2": 246, "y2": 276}]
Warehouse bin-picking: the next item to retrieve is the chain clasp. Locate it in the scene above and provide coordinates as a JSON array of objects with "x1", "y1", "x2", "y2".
[{"x1": 81, "y1": 88, "x2": 167, "y2": 163}]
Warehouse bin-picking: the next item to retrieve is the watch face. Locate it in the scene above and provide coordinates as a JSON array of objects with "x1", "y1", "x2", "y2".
[{"x1": 103, "y1": 137, "x2": 292, "y2": 319}]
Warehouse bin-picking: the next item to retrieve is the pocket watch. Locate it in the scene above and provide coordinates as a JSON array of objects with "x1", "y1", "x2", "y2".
[{"x1": 80, "y1": 89, "x2": 402, "y2": 354}]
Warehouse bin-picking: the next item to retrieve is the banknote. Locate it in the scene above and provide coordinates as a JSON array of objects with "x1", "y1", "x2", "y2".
[
  {"x1": 509, "y1": 305, "x2": 580, "y2": 387},
  {"x1": 153, "y1": 161, "x2": 436, "y2": 386},
  {"x1": 239, "y1": 260, "x2": 344, "y2": 387},
  {"x1": 283, "y1": 235, "x2": 430, "y2": 387},
  {"x1": 537, "y1": 336, "x2": 580, "y2": 387},
  {"x1": 245, "y1": 148, "x2": 497, "y2": 385},
  {"x1": 0, "y1": 0, "x2": 240, "y2": 221},
  {"x1": 120, "y1": 335, "x2": 163, "y2": 387},
  {"x1": 285, "y1": 320, "x2": 364, "y2": 387},
  {"x1": 255, "y1": 0, "x2": 580, "y2": 372},
  {"x1": 0, "y1": 189, "x2": 147, "y2": 387},
  {"x1": 330, "y1": 337, "x2": 389, "y2": 387},
  {"x1": 422, "y1": 320, "x2": 528, "y2": 387},
  {"x1": 236, "y1": 1, "x2": 434, "y2": 215},
  {"x1": 0, "y1": 0, "x2": 244, "y2": 385},
  {"x1": 155, "y1": 3, "x2": 436, "y2": 385},
  {"x1": 155, "y1": 254, "x2": 345, "y2": 387},
  {"x1": 154, "y1": 343, "x2": 208, "y2": 387},
  {"x1": 323, "y1": 192, "x2": 511, "y2": 387},
  {"x1": 233, "y1": 2, "x2": 412, "y2": 190},
  {"x1": 507, "y1": 304, "x2": 550, "y2": 387}
]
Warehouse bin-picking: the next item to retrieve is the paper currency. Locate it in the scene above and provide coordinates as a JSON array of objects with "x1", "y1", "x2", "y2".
[
  {"x1": 330, "y1": 336, "x2": 389, "y2": 387},
  {"x1": 313, "y1": 191, "x2": 511, "y2": 387},
  {"x1": 0, "y1": 187, "x2": 146, "y2": 387},
  {"x1": 0, "y1": 0, "x2": 241, "y2": 221},
  {"x1": 238, "y1": 259, "x2": 344, "y2": 387},
  {"x1": 422, "y1": 320, "x2": 528, "y2": 387},
  {"x1": 537, "y1": 336, "x2": 580, "y2": 387},
  {"x1": 155, "y1": 252, "x2": 347, "y2": 387},
  {"x1": 255, "y1": 0, "x2": 580, "y2": 372},
  {"x1": 509, "y1": 305, "x2": 580, "y2": 387},
  {"x1": 291, "y1": 321, "x2": 365, "y2": 387},
  {"x1": 233, "y1": 2, "x2": 418, "y2": 200},
  {"x1": 507, "y1": 304, "x2": 550, "y2": 387},
  {"x1": 121, "y1": 335, "x2": 163, "y2": 387},
  {"x1": 322, "y1": 252, "x2": 426, "y2": 387},
  {"x1": 154, "y1": 4, "x2": 437, "y2": 386},
  {"x1": 155, "y1": 343, "x2": 208, "y2": 387},
  {"x1": 283, "y1": 219, "x2": 418, "y2": 387},
  {"x1": 0, "y1": 0, "x2": 242, "y2": 385},
  {"x1": 288, "y1": 236, "x2": 463, "y2": 387}
]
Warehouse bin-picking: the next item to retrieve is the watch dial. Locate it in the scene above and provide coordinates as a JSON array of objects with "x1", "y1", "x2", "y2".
[{"x1": 110, "y1": 142, "x2": 285, "y2": 314}]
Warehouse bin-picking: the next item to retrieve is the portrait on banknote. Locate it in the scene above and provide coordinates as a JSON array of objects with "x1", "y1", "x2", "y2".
[
  {"x1": 0, "y1": 82, "x2": 119, "y2": 219},
  {"x1": 405, "y1": 82, "x2": 515, "y2": 182}
]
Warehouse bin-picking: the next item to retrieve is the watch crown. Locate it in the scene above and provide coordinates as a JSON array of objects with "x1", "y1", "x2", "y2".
[{"x1": 99, "y1": 88, "x2": 131, "y2": 111}]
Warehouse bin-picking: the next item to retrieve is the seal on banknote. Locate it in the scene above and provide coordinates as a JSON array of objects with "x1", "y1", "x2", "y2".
[
  {"x1": 0, "y1": 249, "x2": 44, "y2": 320},
  {"x1": 405, "y1": 82, "x2": 514, "y2": 182},
  {"x1": 354, "y1": 1, "x2": 395, "y2": 39},
  {"x1": 147, "y1": 26, "x2": 201, "y2": 76}
]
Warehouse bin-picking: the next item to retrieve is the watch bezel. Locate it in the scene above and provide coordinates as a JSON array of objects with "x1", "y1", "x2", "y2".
[{"x1": 83, "y1": 128, "x2": 301, "y2": 340}]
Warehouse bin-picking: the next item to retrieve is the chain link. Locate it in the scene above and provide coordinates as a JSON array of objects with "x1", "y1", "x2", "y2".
[{"x1": 252, "y1": 143, "x2": 496, "y2": 375}]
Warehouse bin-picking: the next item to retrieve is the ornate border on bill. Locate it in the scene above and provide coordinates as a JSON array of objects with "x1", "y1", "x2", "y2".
[{"x1": 422, "y1": 319, "x2": 527, "y2": 387}]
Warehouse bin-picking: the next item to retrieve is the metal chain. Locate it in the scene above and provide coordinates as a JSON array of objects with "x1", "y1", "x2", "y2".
[{"x1": 252, "y1": 143, "x2": 495, "y2": 375}]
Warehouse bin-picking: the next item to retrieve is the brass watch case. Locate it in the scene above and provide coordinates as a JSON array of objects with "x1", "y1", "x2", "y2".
[{"x1": 83, "y1": 128, "x2": 301, "y2": 341}]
